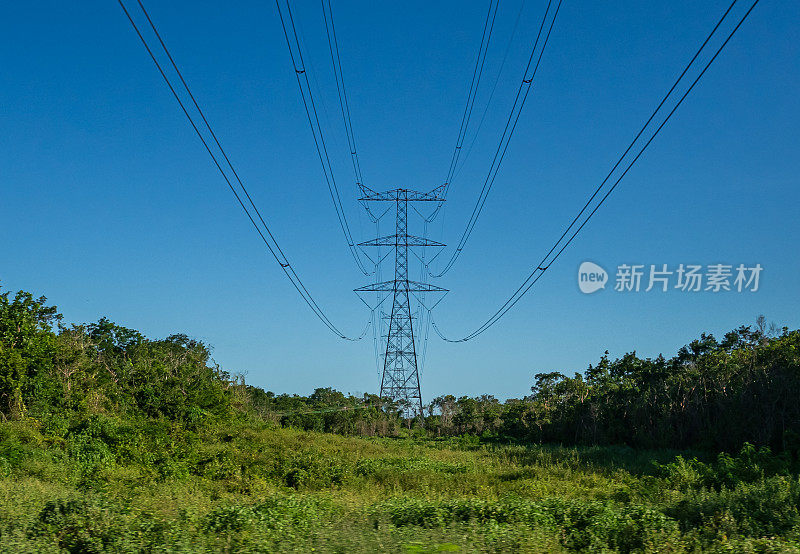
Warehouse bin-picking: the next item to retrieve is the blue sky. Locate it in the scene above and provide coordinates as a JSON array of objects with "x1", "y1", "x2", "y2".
[{"x1": 2, "y1": 1, "x2": 798, "y2": 401}]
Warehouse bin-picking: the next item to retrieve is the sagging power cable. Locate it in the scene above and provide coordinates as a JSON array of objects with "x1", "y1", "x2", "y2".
[
  {"x1": 443, "y1": 0, "x2": 500, "y2": 197},
  {"x1": 424, "y1": 0, "x2": 500, "y2": 225},
  {"x1": 119, "y1": 0, "x2": 368, "y2": 340},
  {"x1": 430, "y1": 0, "x2": 562, "y2": 277},
  {"x1": 320, "y1": 1, "x2": 367, "y2": 199},
  {"x1": 276, "y1": 0, "x2": 375, "y2": 275},
  {"x1": 433, "y1": 0, "x2": 759, "y2": 342}
]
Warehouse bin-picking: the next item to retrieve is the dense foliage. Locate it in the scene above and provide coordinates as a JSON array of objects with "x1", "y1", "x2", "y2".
[
  {"x1": 2, "y1": 286, "x2": 800, "y2": 552},
  {"x1": 426, "y1": 320, "x2": 800, "y2": 453},
  {"x1": 253, "y1": 317, "x2": 800, "y2": 455}
]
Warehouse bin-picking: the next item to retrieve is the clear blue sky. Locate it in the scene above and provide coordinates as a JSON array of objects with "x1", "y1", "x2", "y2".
[{"x1": 2, "y1": 1, "x2": 798, "y2": 401}]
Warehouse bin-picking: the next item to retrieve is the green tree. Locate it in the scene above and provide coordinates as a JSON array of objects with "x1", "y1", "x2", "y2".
[{"x1": 0, "y1": 290, "x2": 61, "y2": 416}]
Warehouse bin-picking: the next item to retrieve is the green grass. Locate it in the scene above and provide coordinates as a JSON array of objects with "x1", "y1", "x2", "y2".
[{"x1": 2, "y1": 419, "x2": 800, "y2": 552}]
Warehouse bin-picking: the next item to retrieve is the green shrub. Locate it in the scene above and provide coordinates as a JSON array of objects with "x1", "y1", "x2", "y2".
[{"x1": 27, "y1": 499, "x2": 124, "y2": 553}]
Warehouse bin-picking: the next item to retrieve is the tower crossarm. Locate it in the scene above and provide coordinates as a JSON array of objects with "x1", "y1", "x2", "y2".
[
  {"x1": 359, "y1": 234, "x2": 445, "y2": 248},
  {"x1": 355, "y1": 280, "x2": 448, "y2": 293},
  {"x1": 359, "y1": 187, "x2": 446, "y2": 202}
]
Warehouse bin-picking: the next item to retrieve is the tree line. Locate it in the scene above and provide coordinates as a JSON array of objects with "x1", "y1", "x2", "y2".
[
  {"x1": 1, "y1": 286, "x2": 798, "y2": 453},
  {"x1": 427, "y1": 319, "x2": 800, "y2": 453}
]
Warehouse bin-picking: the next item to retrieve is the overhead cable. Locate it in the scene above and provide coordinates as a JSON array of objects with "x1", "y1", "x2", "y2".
[
  {"x1": 430, "y1": 0, "x2": 562, "y2": 277},
  {"x1": 119, "y1": 0, "x2": 368, "y2": 340},
  {"x1": 432, "y1": 0, "x2": 759, "y2": 342},
  {"x1": 276, "y1": 0, "x2": 375, "y2": 275}
]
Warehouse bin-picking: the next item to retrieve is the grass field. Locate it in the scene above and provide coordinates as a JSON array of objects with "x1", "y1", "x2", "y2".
[
  {"x1": 2, "y1": 290, "x2": 798, "y2": 551},
  {"x1": 2, "y1": 419, "x2": 799, "y2": 553}
]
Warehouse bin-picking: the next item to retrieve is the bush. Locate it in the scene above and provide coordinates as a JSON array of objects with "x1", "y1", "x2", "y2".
[{"x1": 28, "y1": 499, "x2": 123, "y2": 553}]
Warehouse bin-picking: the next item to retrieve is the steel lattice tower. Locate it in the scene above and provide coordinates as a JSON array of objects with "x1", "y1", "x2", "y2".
[{"x1": 355, "y1": 186, "x2": 447, "y2": 417}]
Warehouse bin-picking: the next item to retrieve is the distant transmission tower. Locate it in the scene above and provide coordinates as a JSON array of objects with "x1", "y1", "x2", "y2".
[{"x1": 356, "y1": 186, "x2": 447, "y2": 417}]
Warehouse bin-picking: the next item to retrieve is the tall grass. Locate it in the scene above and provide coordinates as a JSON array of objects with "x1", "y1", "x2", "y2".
[{"x1": 2, "y1": 420, "x2": 800, "y2": 552}]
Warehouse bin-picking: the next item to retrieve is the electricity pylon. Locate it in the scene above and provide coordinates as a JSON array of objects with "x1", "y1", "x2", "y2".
[{"x1": 355, "y1": 186, "x2": 447, "y2": 417}]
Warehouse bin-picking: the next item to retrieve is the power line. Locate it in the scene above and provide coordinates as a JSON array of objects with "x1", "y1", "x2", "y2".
[
  {"x1": 433, "y1": 0, "x2": 759, "y2": 342},
  {"x1": 119, "y1": 0, "x2": 367, "y2": 340},
  {"x1": 429, "y1": 0, "x2": 562, "y2": 277},
  {"x1": 452, "y1": 0, "x2": 528, "y2": 184},
  {"x1": 424, "y1": 0, "x2": 500, "y2": 226},
  {"x1": 134, "y1": 0, "x2": 293, "y2": 270},
  {"x1": 321, "y1": 1, "x2": 363, "y2": 190},
  {"x1": 443, "y1": 0, "x2": 500, "y2": 196},
  {"x1": 321, "y1": 0, "x2": 382, "y2": 225},
  {"x1": 319, "y1": 0, "x2": 397, "y2": 374},
  {"x1": 418, "y1": 0, "x2": 524, "y2": 365},
  {"x1": 276, "y1": 0, "x2": 375, "y2": 276}
]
